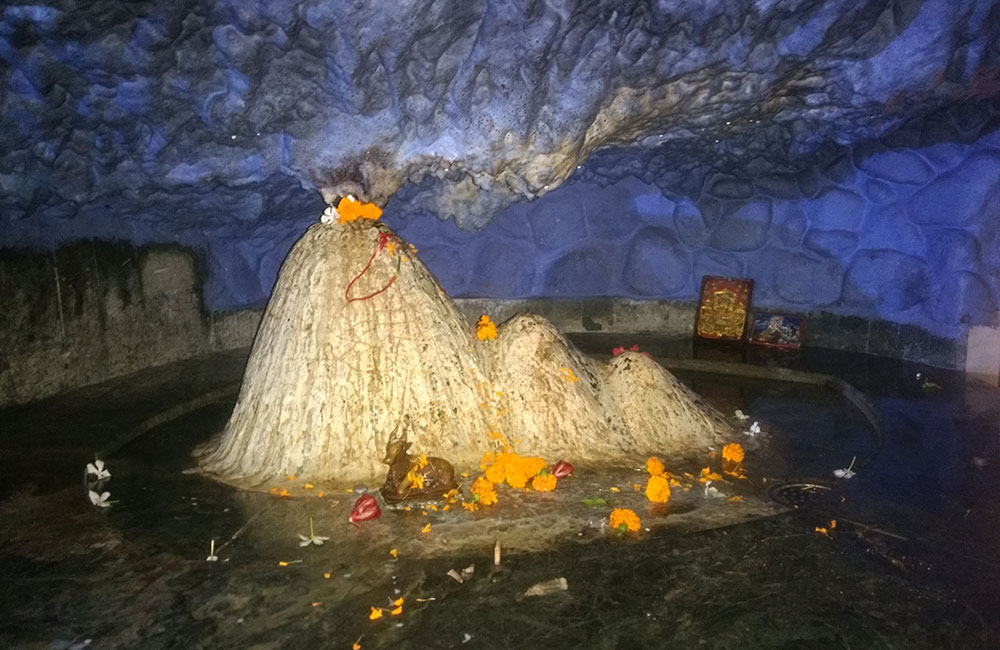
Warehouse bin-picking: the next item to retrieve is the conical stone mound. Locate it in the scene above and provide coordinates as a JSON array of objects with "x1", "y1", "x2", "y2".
[{"x1": 198, "y1": 220, "x2": 731, "y2": 488}]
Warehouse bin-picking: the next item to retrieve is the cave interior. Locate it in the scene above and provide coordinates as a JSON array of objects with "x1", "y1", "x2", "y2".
[{"x1": 2, "y1": 1, "x2": 1000, "y2": 648}]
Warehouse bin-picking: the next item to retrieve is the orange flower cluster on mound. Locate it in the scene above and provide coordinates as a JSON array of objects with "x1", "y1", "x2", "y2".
[
  {"x1": 609, "y1": 508, "x2": 641, "y2": 533},
  {"x1": 336, "y1": 195, "x2": 382, "y2": 223},
  {"x1": 476, "y1": 315, "x2": 497, "y2": 341}
]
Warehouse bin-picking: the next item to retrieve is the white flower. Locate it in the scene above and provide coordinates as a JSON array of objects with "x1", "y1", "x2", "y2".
[
  {"x1": 703, "y1": 481, "x2": 725, "y2": 499},
  {"x1": 320, "y1": 204, "x2": 339, "y2": 224},
  {"x1": 86, "y1": 460, "x2": 111, "y2": 481},
  {"x1": 88, "y1": 490, "x2": 111, "y2": 508},
  {"x1": 834, "y1": 456, "x2": 857, "y2": 479},
  {"x1": 734, "y1": 409, "x2": 749, "y2": 421},
  {"x1": 298, "y1": 517, "x2": 330, "y2": 547},
  {"x1": 743, "y1": 421, "x2": 760, "y2": 437}
]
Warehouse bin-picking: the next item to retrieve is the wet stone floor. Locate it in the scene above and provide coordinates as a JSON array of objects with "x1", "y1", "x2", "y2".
[{"x1": 1, "y1": 341, "x2": 999, "y2": 649}]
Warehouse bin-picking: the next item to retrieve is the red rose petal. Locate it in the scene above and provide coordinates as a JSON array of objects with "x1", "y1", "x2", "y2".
[
  {"x1": 349, "y1": 494, "x2": 381, "y2": 523},
  {"x1": 551, "y1": 460, "x2": 574, "y2": 479}
]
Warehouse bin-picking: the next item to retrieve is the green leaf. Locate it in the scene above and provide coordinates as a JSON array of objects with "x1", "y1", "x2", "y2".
[{"x1": 582, "y1": 498, "x2": 607, "y2": 508}]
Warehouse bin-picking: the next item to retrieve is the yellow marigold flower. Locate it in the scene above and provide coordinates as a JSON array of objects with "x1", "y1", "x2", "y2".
[
  {"x1": 609, "y1": 508, "x2": 641, "y2": 533},
  {"x1": 415, "y1": 454, "x2": 429, "y2": 470},
  {"x1": 461, "y1": 501, "x2": 479, "y2": 511},
  {"x1": 517, "y1": 455, "x2": 547, "y2": 477},
  {"x1": 722, "y1": 443, "x2": 745, "y2": 464},
  {"x1": 369, "y1": 606, "x2": 383, "y2": 620},
  {"x1": 646, "y1": 456, "x2": 666, "y2": 477},
  {"x1": 337, "y1": 195, "x2": 382, "y2": 223},
  {"x1": 479, "y1": 451, "x2": 497, "y2": 470},
  {"x1": 476, "y1": 315, "x2": 497, "y2": 341},
  {"x1": 406, "y1": 471, "x2": 425, "y2": 490},
  {"x1": 485, "y1": 459, "x2": 507, "y2": 485},
  {"x1": 699, "y1": 467, "x2": 723, "y2": 484},
  {"x1": 421, "y1": 523, "x2": 431, "y2": 534},
  {"x1": 645, "y1": 474, "x2": 671, "y2": 503},
  {"x1": 531, "y1": 473, "x2": 557, "y2": 492},
  {"x1": 505, "y1": 464, "x2": 530, "y2": 489},
  {"x1": 472, "y1": 477, "x2": 498, "y2": 506}
]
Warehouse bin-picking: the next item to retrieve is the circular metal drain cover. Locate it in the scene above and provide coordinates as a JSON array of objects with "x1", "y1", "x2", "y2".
[{"x1": 768, "y1": 482, "x2": 832, "y2": 507}]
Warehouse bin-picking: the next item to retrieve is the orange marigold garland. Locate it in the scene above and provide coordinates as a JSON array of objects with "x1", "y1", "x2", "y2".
[
  {"x1": 645, "y1": 474, "x2": 672, "y2": 503},
  {"x1": 609, "y1": 508, "x2": 641, "y2": 533}
]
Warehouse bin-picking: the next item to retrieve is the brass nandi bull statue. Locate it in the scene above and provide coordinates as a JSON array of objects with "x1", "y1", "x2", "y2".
[{"x1": 380, "y1": 426, "x2": 459, "y2": 502}]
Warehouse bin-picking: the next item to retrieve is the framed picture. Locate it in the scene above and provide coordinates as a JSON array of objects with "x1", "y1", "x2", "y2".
[
  {"x1": 695, "y1": 276, "x2": 754, "y2": 342},
  {"x1": 747, "y1": 312, "x2": 806, "y2": 349}
]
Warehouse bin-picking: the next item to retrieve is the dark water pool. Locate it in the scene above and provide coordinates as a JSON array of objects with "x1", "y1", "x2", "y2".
[{"x1": 1, "y1": 347, "x2": 998, "y2": 649}]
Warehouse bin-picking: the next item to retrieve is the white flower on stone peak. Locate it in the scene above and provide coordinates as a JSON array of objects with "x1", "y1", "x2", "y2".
[
  {"x1": 734, "y1": 409, "x2": 750, "y2": 421},
  {"x1": 320, "y1": 203, "x2": 339, "y2": 224},
  {"x1": 86, "y1": 460, "x2": 111, "y2": 481},
  {"x1": 834, "y1": 456, "x2": 857, "y2": 479},
  {"x1": 298, "y1": 517, "x2": 330, "y2": 547},
  {"x1": 743, "y1": 421, "x2": 760, "y2": 437},
  {"x1": 88, "y1": 490, "x2": 112, "y2": 508}
]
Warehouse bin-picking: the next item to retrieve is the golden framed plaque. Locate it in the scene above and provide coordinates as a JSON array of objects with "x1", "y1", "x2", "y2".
[{"x1": 695, "y1": 275, "x2": 753, "y2": 342}]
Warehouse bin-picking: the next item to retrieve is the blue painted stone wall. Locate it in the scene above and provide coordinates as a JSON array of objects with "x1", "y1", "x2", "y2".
[{"x1": 384, "y1": 129, "x2": 1000, "y2": 341}]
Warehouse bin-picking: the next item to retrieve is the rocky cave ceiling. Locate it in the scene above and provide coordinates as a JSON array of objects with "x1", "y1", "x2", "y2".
[{"x1": 1, "y1": 0, "x2": 999, "y2": 235}]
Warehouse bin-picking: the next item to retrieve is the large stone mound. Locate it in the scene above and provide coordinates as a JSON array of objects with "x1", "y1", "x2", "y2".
[{"x1": 198, "y1": 220, "x2": 729, "y2": 487}]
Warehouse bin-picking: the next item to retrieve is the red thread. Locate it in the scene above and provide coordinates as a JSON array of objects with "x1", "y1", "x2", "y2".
[{"x1": 345, "y1": 231, "x2": 399, "y2": 302}]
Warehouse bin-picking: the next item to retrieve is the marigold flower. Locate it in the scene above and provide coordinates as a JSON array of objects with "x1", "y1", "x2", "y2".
[
  {"x1": 645, "y1": 474, "x2": 671, "y2": 503},
  {"x1": 609, "y1": 508, "x2": 641, "y2": 533},
  {"x1": 421, "y1": 523, "x2": 431, "y2": 534},
  {"x1": 472, "y1": 477, "x2": 498, "y2": 505},
  {"x1": 505, "y1": 465, "x2": 530, "y2": 489},
  {"x1": 407, "y1": 472, "x2": 425, "y2": 490},
  {"x1": 462, "y1": 501, "x2": 479, "y2": 511},
  {"x1": 369, "y1": 606, "x2": 383, "y2": 620},
  {"x1": 646, "y1": 456, "x2": 666, "y2": 477},
  {"x1": 722, "y1": 443, "x2": 745, "y2": 464},
  {"x1": 484, "y1": 461, "x2": 506, "y2": 485},
  {"x1": 699, "y1": 467, "x2": 723, "y2": 484},
  {"x1": 476, "y1": 315, "x2": 497, "y2": 341},
  {"x1": 337, "y1": 195, "x2": 382, "y2": 223},
  {"x1": 531, "y1": 473, "x2": 557, "y2": 492}
]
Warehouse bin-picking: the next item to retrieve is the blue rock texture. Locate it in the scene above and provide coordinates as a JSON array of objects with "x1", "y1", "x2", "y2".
[
  {"x1": 384, "y1": 127, "x2": 1000, "y2": 340},
  {"x1": 1, "y1": 0, "x2": 999, "y2": 338}
]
